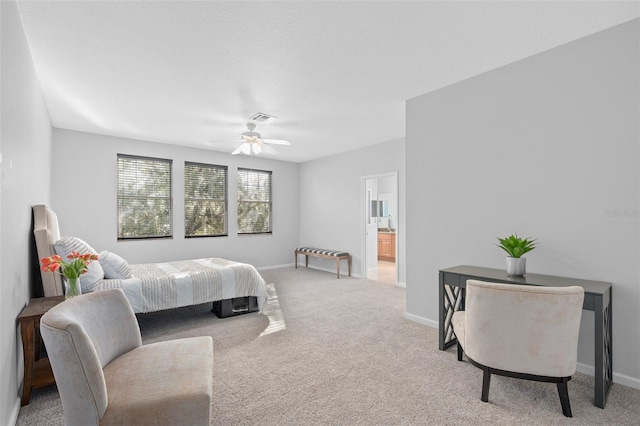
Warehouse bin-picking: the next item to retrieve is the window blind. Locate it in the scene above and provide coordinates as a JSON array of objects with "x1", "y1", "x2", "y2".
[
  {"x1": 237, "y1": 168, "x2": 272, "y2": 234},
  {"x1": 117, "y1": 154, "x2": 172, "y2": 240},
  {"x1": 185, "y1": 162, "x2": 228, "y2": 237}
]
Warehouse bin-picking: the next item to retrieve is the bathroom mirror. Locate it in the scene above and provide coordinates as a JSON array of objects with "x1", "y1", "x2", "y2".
[{"x1": 370, "y1": 200, "x2": 389, "y2": 218}]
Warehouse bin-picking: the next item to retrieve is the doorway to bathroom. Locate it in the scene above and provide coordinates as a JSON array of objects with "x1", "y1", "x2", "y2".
[{"x1": 362, "y1": 171, "x2": 398, "y2": 285}]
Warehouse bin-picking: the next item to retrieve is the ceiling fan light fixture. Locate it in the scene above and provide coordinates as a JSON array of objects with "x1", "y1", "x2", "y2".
[
  {"x1": 215, "y1": 121, "x2": 289, "y2": 156},
  {"x1": 241, "y1": 132, "x2": 261, "y2": 141},
  {"x1": 232, "y1": 141, "x2": 263, "y2": 156},
  {"x1": 240, "y1": 123, "x2": 262, "y2": 141}
]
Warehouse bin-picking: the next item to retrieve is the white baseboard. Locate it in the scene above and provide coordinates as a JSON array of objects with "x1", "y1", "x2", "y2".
[
  {"x1": 396, "y1": 281, "x2": 406, "y2": 288},
  {"x1": 576, "y1": 362, "x2": 640, "y2": 390},
  {"x1": 575, "y1": 362, "x2": 595, "y2": 378},
  {"x1": 612, "y1": 370, "x2": 640, "y2": 390},
  {"x1": 300, "y1": 264, "x2": 362, "y2": 278},
  {"x1": 404, "y1": 312, "x2": 438, "y2": 328},
  {"x1": 8, "y1": 396, "x2": 20, "y2": 426},
  {"x1": 256, "y1": 263, "x2": 295, "y2": 271},
  {"x1": 255, "y1": 263, "x2": 361, "y2": 278}
]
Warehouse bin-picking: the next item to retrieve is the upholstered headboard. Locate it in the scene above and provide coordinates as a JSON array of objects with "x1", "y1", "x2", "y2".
[{"x1": 33, "y1": 204, "x2": 64, "y2": 297}]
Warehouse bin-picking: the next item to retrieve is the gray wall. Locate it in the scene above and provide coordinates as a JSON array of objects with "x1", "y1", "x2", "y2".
[
  {"x1": 406, "y1": 19, "x2": 639, "y2": 387},
  {"x1": 52, "y1": 128, "x2": 300, "y2": 268},
  {"x1": 299, "y1": 138, "x2": 406, "y2": 283},
  {"x1": 1, "y1": 1, "x2": 53, "y2": 424}
]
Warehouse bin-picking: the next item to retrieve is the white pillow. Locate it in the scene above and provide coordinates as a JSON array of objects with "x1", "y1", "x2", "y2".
[
  {"x1": 80, "y1": 262, "x2": 104, "y2": 293},
  {"x1": 98, "y1": 250, "x2": 132, "y2": 279},
  {"x1": 53, "y1": 236, "x2": 103, "y2": 293}
]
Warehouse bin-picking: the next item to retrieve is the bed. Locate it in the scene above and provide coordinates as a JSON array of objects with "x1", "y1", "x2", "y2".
[{"x1": 33, "y1": 204, "x2": 268, "y2": 316}]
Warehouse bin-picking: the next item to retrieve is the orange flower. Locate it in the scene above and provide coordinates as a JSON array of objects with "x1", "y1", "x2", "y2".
[
  {"x1": 79, "y1": 253, "x2": 98, "y2": 261},
  {"x1": 40, "y1": 260, "x2": 61, "y2": 272},
  {"x1": 40, "y1": 252, "x2": 98, "y2": 280},
  {"x1": 41, "y1": 255, "x2": 62, "y2": 267}
]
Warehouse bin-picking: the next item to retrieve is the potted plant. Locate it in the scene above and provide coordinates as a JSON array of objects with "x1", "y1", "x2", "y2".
[{"x1": 496, "y1": 234, "x2": 536, "y2": 277}]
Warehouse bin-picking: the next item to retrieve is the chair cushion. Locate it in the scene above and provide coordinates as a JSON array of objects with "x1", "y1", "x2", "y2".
[{"x1": 100, "y1": 336, "x2": 213, "y2": 426}]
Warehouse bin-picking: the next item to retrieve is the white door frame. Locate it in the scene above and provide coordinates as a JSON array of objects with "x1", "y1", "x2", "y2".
[{"x1": 360, "y1": 171, "x2": 399, "y2": 284}]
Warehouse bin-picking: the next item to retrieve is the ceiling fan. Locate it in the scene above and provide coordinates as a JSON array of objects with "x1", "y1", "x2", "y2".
[{"x1": 210, "y1": 122, "x2": 291, "y2": 156}]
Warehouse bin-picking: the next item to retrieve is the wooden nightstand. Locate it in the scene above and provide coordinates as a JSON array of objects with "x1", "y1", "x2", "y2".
[{"x1": 18, "y1": 295, "x2": 64, "y2": 406}]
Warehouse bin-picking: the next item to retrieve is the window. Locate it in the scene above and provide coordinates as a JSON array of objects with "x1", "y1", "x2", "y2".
[
  {"x1": 237, "y1": 168, "x2": 272, "y2": 234},
  {"x1": 117, "y1": 154, "x2": 172, "y2": 240},
  {"x1": 184, "y1": 162, "x2": 228, "y2": 237}
]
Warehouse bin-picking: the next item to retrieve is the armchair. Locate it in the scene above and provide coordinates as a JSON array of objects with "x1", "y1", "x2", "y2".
[
  {"x1": 452, "y1": 279, "x2": 584, "y2": 417},
  {"x1": 40, "y1": 288, "x2": 213, "y2": 425}
]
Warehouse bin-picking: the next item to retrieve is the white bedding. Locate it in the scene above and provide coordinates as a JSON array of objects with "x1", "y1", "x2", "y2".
[{"x1": 96, "y1": 257, "x2": 268, "y2": 314}]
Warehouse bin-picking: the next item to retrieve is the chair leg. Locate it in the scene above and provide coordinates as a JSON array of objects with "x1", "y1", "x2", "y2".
[
  {"x1": 557, "y1": 378, "x2": 573, "y2": 417},
  {"x1": 481, "y1": 368, "x2": 491, "y2": 402},
  {"x1": 457, "y1": 342, "x2": 463, "y2": 361}
]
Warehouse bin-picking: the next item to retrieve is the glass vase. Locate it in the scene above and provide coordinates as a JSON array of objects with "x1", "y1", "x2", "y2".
[{"x1": 64, "y1": 277, "x2": 82, "y2": 299}]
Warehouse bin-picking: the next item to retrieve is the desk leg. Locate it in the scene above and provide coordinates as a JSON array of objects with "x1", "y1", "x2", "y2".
[
  {"x1": 20, "y1": 319, "x2": 35, "y2": 406},
  {"x1": 439, "y1": 272, "x2": 445, "y2": 350},
  {"x1": 439, "y1": 273, "x2": 463, "y2": 351},
  {"x1": 594, "y1": 290, "x2": 613, "y2": 409}
]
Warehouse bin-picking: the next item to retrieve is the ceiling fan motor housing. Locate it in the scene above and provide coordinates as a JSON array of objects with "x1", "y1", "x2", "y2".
[{"x1": 241, "y1": 122, "x2": 261, "y2": 140}]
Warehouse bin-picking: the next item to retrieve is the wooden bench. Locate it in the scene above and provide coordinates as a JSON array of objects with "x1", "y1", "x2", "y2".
[{"x1": 295, "y1": 247, "x2": 352, "y2": 279}]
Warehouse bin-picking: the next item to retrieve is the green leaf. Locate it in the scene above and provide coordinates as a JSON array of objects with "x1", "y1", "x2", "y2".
[{"x1": 496, "y1": 233, "x2": 537, "y2": 258}]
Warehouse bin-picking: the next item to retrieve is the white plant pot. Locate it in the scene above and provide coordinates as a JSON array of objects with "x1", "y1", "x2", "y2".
[{"x1": 506, "y1": 257, "x2": 526, "y2": 277}]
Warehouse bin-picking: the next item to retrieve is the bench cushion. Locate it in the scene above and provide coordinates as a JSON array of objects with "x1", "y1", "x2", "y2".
[{"x1": 296, "y1": 247, "x2": 349, "y2": 257}]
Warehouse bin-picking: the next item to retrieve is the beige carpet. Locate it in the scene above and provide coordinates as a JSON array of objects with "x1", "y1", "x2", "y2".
[{"x1": 16, "y1": 267, "x2": 640, "y2": 425}]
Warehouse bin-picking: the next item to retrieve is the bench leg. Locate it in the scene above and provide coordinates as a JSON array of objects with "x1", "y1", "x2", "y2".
[{"x1": 295, "y1": 251, "x2": 351, "y2": 279}]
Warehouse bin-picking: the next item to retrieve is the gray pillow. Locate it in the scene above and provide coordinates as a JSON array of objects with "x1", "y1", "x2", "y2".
[
  {"x1": 98, "y1": 250, "x2": 132, "y2": 279},
  {"x1": 53, "y1": 236, "x2": 103, "y2": 293}
]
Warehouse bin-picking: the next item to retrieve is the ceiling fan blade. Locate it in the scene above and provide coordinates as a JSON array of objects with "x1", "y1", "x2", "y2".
[
  {"x1": 260, "y1": 143, "x2": 280, "y2": 155},
  {"x1": 206, "y1": 139, "x2": 243, "y2": 145},
  {"x1": 231, "y1": 144, "x2": 246, "y2": 155},
  {"x1": 262, "y1": 138, "x2": 291, "y2": 146}
]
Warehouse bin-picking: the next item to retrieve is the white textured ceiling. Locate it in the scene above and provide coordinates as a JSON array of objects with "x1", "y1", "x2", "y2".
[{"x1": 16, "y1": 1, "x2": 640, "y2": 163}]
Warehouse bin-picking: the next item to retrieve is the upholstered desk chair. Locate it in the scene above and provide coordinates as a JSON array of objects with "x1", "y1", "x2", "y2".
[
  {"x1": 40, "y1": 288, "x2": 213, "y2": 426},
  {"x1": 452, "y1": 280, "x2": 584, "y2": 417}
]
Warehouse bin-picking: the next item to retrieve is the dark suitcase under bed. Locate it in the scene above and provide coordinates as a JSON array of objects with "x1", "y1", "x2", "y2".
[{"x1": 212, "y1": 296, "x2": 259, "y2": 318}]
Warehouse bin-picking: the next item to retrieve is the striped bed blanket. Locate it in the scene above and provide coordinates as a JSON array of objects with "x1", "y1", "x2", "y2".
[{"x1": 96, "y1": 258, "x2": 268, "y2": 314}]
